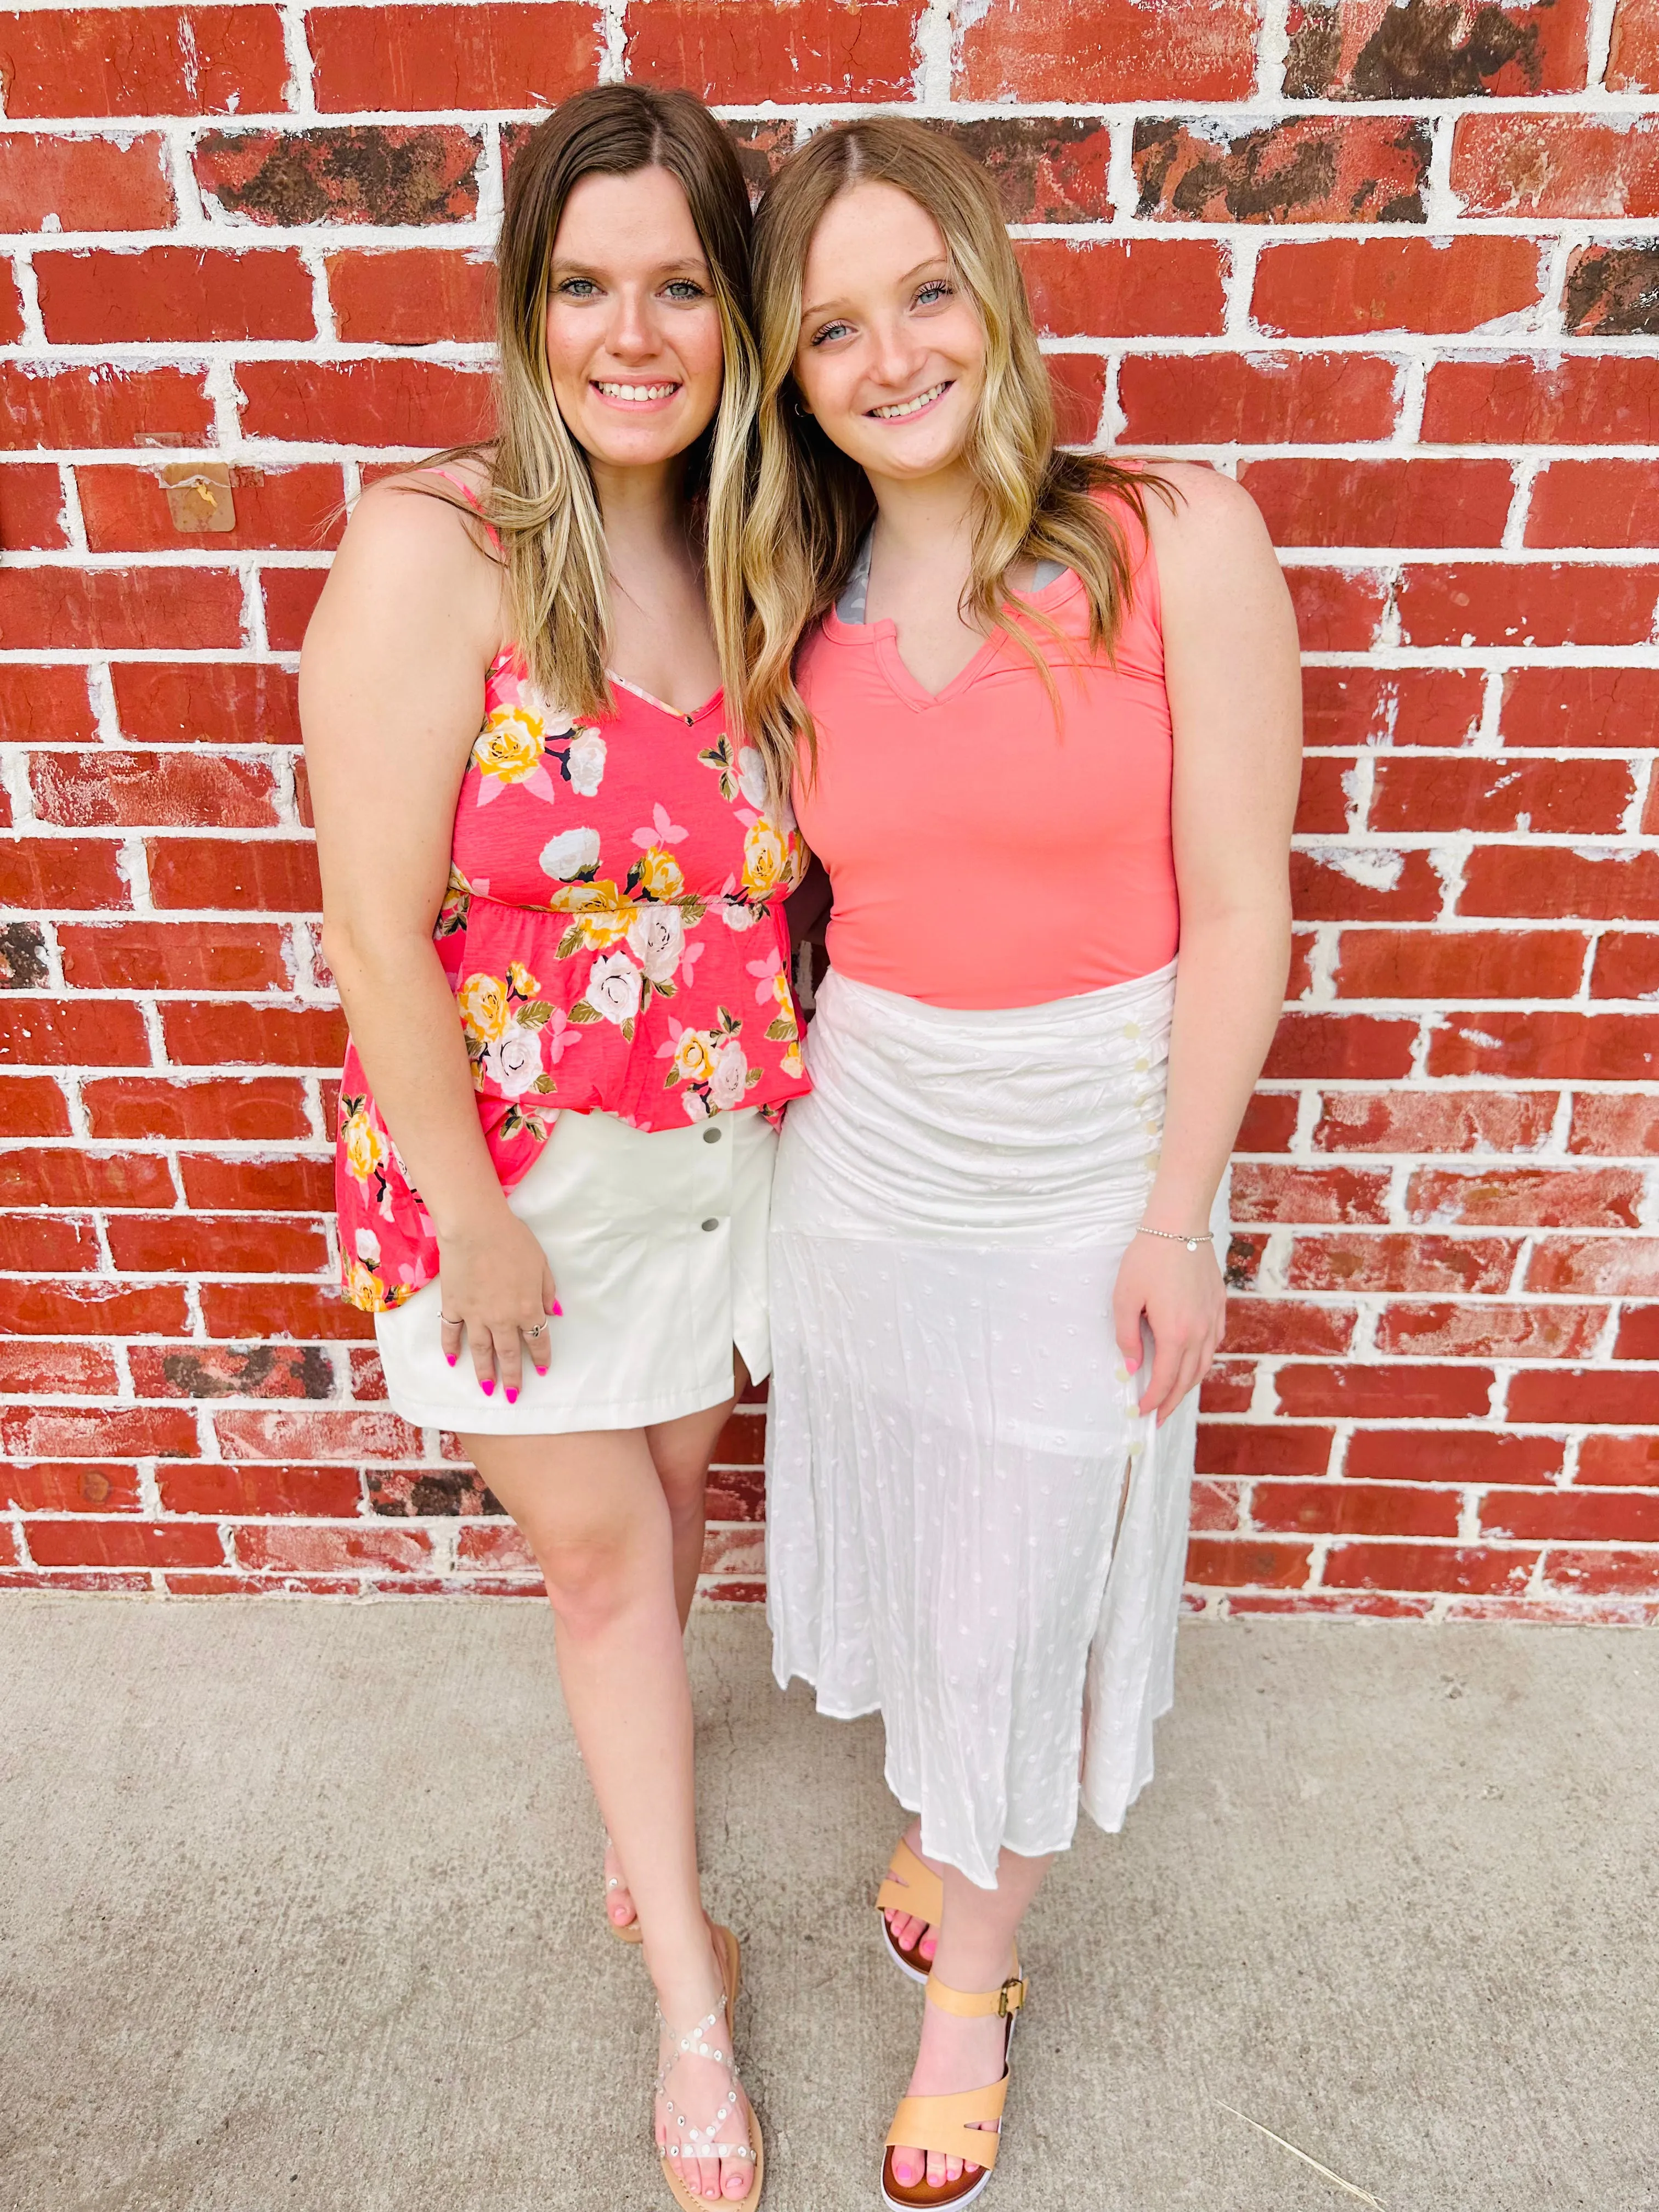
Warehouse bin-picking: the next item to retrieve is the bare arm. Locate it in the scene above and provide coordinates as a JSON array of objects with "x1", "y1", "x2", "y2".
[
  {"x1": 301, "y1": 478, "x2": 556, "y2": 1398},
  {"x1": 1113, "y1": 466, "x2": 1301, "y2": 1420}
]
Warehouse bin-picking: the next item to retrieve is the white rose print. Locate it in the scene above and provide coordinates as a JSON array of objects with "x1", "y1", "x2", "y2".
[
  {"x1": 586, "y1": 950, "x2": 643, "y2": 1025},
  {"x1": 709, "y1": 1036, "x2": 749, "y2": 1111},
  {"x1": 627, "y1": 902, "x2": 685, "y2": 984},
  {"x1": 564, "y1": 728, "x2": 607, "y2": 795},
  {"x1": 484, "y1": 1023, "x2": 544, "y2": 1097},
  {"x1": 539, "y1": 826, "x2": 602, "y2": 881}
]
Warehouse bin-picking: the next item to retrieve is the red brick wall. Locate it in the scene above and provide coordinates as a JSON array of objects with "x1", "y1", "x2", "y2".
[{"x1": 3, "y1": 0, "x2": 1657, "y2": 1618}]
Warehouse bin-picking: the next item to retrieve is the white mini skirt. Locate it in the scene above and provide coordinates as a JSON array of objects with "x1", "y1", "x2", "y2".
[{"x1": 375, "y1": 1105, "x2": 776, "y2": 1436}]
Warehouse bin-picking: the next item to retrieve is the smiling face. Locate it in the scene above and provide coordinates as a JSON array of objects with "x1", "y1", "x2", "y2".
[
  {"x1": 792, "y1": 179, "x2": 986, "y2": 489},
  {"x1": 543, "y1": 163, "x2": 725, "y2": 473}
]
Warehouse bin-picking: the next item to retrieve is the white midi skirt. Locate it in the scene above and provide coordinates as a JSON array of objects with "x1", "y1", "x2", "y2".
[
  {"x1": 376, "y1": 1105, "x2": 776, "y2": 1435},
  {"x1": 765, "y1": 961, "x2": 1224, "y2": 1888}
]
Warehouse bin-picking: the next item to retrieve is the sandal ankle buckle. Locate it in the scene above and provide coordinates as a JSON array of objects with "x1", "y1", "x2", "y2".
[{"x1": 998, "y1": 1975, "x2": 1026, "y2": 2017}]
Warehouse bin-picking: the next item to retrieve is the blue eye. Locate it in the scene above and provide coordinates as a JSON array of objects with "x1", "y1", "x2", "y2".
[
  {"x1": 916, "y1": 279, "x2": 953, "y2": 308},
  {"x1": 810, "y1": 319, "x2": 853, "y2": 347},
  {"x1": 558, "y1": 278, "x2": 599, "y2": 299},
  {"x1": 664, "y1": 279, "x2": 708, "y2": 302}
]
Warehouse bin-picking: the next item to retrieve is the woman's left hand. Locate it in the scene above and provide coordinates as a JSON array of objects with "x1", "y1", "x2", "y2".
[{"x1": 1111, "y1": 1233, "x2": 1227, "y2": 1426}]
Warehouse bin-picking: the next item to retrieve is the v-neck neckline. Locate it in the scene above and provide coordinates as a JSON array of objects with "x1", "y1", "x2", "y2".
[
  {"x1": 825, "y1": 566, "x2": 1083, "y2": 713},
  {"x1": 608, "y1": 670, "x2": 724, "y2": 727}
]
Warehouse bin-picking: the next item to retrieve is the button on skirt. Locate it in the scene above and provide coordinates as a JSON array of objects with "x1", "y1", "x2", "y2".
[{"x1": 375, "y1": 1105, "x2": 776, "y2": 1435}]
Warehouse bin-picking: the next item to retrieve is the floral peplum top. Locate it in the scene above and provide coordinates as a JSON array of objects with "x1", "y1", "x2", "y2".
[{"x1": 335, "y1": 646, "x2": 810, "y2": 1312}]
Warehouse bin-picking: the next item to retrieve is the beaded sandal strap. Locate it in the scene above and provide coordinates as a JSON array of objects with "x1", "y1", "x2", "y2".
[{"x1": 655, "y1": 1999, "x2": 757, "y2": 2168}]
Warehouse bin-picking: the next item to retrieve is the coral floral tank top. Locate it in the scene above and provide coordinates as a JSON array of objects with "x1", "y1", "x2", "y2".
[
  {"x1": 335, "y1": 496, "x2": 809, "y2": 1313},
  {"x1": 792, "y1": 495, "x2": 1178, "y2": 1009}
]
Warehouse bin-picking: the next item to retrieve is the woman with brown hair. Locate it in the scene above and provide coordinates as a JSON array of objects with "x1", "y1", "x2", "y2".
[
  {"x1": 302, "y1": 84, "x2": 802, "y2": 2208},
  {"x1": 742, "y1": 119, "x2": 1301, "y2": 2205}
]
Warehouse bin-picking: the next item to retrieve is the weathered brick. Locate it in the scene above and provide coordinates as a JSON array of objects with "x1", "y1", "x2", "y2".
[
  {"x1": 1264, "y1": 1011, "x2": 1420, "y2": 1080},
  {"x1": 1, "y1": 464, "x2": 70, "y2": 551},
  {"x1": 1288, "y1": 1233, "x2": 1517, "y2": 1295},
  {"x1": 1254, "y1": 1480, "x2": 1463, "y2": 1539},
  {"x1": 0, "y1": 567, "x2": 243, "y2": 653},
  {"x1": 132, "y1": 1342, "x2": 336, "y2": 1402},
  {"x1": 77, "y1": 465, "x2": 345, "y2": 555},
  {"x1": 1591, "y1": 933, "x2": 1659, "y2": 1001},
  {"x1": 309, "y1": 4, "x2": 600, "y2": 108},
  {"x1": 1017, "y1": 239, "x2": 1226, "y2": 338},
  {"x1": 955, "y1": 0, "x2": 1259, "y2": 101},
  {"x1": 0, "y1": 130, "x2": 175, "y2": 229},
  {"x1": 1460, "y1": 847, "x2": 1659, "y2": 923},
  {"x1": 236, "y1": 360, "x2": 493, "y2": 449},
  {"x1": 1291, "y1": 847, "x2": 1443, "y2": 924},
  {"x1": 146, "y1": 838, "x2": 321, "y2": 913},
  {"x1": 1334, "y1": 927, "x2": 1587, "y2": 1001},
  {"x1": 1428, "y1": 1009, "x2": 1659, "y2": 1082},
  {"x1": 1397, "y1": 562, "x2": 1659, "y2": 651},
  {"x1": 2, "y1": 365, "x2": 213, "y2": 452},
  {"x1": 1525, "y1": 1237, "x2": 1659, "y2": 1296},
  {"x1": 628, "y1": 0, "x2": 922, "y2": 100},
  {"x1": 0, "y1": 1146, "x2": 173, "y2": 1209},
  {"x1": 1609, "y1": 0, "x2": 1659, "y2": 91},
  {"x1": 1186, "y1": 1537, "x2": 1314, "y2": 1589},
  {"x1": 1136, "y1": 114, "x2": 1429, "y2": 224},
  {"x1": 1375, "y1": 1300, "x2": 1605, "y2": 1361},
  {"x1": 1240, "y1": 457, "x2": 1513, "y2": 549},
  {"x1": 940, "y1": 118, "x2": 1111, "y2": 224},
  {"x1": 159, "y1": 1001, "x2": 345, "y2": 1068},
  {"x1": 1253, "y1": 235, "x2": 1543, "y2": 337},
  {"x1": 1423, "y1": 354, "x2": 1659, "y2": 445},
  {"x1": 1346, "y1": 1427, "x2": 1561, "y2": 1483},
  {"x1": 1370, "y1": 755, "x2": 1633, "y2": 836},
  {"x1": 195, "y1": 126, "x2": 483, "y2": 227},
  {"x1": 1195, "y1": 1422, "x2": 1334, "y2": 1477},
  {"x1": 1118, "y1": 352, "x2": 1402, "y2": 445},
  {"x1": 328, "y1": 250, "x2": 495, "y2": 345},
  {"x1": 0, "y1": 8, "x2": 288, "y2": 117},
  {"x1": 1578, "y1": 1431, "x2": 1659, "y2": 1480},
  {"x1": 1563, "y1": 244, "x2": 1659, "y2": 337},
  {"x1": 1498, "y1": 667, "x2": 1659, "y2": 749},
  {"x1": 1285, "y1": 0, "x2": 1591, "y2": 100},
  {"x1": 1569, "y1": 1092, "x2": 1659, "y2": 1156},
  {"x1": 36, "y1": 248, "x2": 314, "y2": 346},
  {"x1": 1229, "y1": 1163, "x2": 1392, "y2": 1223},
  {"x1": 1322, "y1": 1542, "x2": 1540, "y2": 1596},
  {"x1": 1453, "y1": 112, "x2": 1659, "y2": 218},
  {"x1": 0, "y1": 666, "x2": 94, "y2": 744},
  {"x1": 1302, "y1": 667, "x2": 1483, "y2": 749},
  {"x1": 111, "y1": 663, "x2": 301, "y2": 747},
  {"x1": 0, "y1": 1456, "x2": 136, "y2": 1509},
  {"x1": 32, "y1": 752, "x2": 280, "y2": 832}
]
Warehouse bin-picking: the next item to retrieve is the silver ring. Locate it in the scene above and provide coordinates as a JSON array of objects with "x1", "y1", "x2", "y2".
[
  {"x1": 440, "y1": 1313, "x2": 463, "y2": 1327},
  {"x1": 525, "y1": 1321, "x2": 547, "y2": 1339}
]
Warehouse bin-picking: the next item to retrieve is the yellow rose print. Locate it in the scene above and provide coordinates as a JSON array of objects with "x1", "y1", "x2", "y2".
[
  {"x1": 576, "y1": 904, "x2": 635, "y2": 951},
  {"x1": 635, "y1": 845, "x2": 686, "y2": 901},
  {"x1": 346, "y1": 1257, "x2": 381, "y2": 1308},
  {"x1": 742, "y1": 818, "x2": 787, "y2": 898},
  {"x1": 781, "y1": 1038, "x2": 804, "y2": 1079},
  {"x1": 673, "y1": 1029, "x2": 717, "y2": 1085},
  {"x1": 473, "y1": 707, "x2": 542, "y2": 778},
  {"x1": 458, "y1": 972, "x2": 511, "y2": 1043},
  {"x1": 343, "y1": 1109, "x2": 387, "y2": 1187},
  {"x1": 509, "y1": 960, "x2": 540, "y2": 997}
]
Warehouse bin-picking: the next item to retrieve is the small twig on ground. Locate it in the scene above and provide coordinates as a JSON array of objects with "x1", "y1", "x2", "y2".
[{"x1": 1217, "y1": 2102, "x2": 1386, "y2": 2208}]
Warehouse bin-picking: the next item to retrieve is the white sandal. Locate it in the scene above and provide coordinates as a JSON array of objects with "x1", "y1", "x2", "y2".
[{"x1": 656, "y1": 1988, "x2": 765, "y2": 2209}]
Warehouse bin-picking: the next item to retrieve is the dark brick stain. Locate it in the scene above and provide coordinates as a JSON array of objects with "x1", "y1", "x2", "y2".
[
  {"x1": 368, "y1": 1468, "x2": 500, "y2": 1516},
  {"x1": 1226, "y1": 1232, "x2": 1268, "y2": 1291},
  {"x1": 940, "y1": 117, "x2": 1111, "y2": 224},
  {"x1": 1287, "y1": 0, "x2": 1549, "y2": 100},
  {"x1": 1133, "y1": 118, "x2": 1429, "y2": 223},
  {"x1": 161, "y1": 1344, "x2": 335, "y2": 1399},
  {"x1": 195, "y1": 127, "x2": 482, "y2": 228},
  {"x1": 1564, "y1": 245, "x2": 1659, "y2": 336},
  {"x1": 725, "y1": 117, "x2": 798, "y2": 205},
  {"x1": 0, "y1": 920, "x2": 48, "y2": 990}
]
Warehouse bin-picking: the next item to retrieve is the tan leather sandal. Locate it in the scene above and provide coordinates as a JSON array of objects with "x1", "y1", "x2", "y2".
[
  {"x1": 880, "y1": 1967, "x2": 1026, "y2": 2210},
  {"x1": 877, "y1": 1834, "x2": 944, "y2": 1982}
]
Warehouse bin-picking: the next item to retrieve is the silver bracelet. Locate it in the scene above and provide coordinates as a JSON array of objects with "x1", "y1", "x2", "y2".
[{"x1": 1136, "y1": 1224, "x2": 1209, "y2": 1252}]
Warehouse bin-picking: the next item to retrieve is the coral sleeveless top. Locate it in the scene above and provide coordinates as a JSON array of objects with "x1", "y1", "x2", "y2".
[
  {"x1": 335, "y1": 482, "x2": 810, "y2": 1313},
  {"x1": 792, "y1": 497, "x2": 1178, "y2": 1010}
]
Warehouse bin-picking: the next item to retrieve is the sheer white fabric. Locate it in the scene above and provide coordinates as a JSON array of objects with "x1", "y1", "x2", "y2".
[{"x1": 765, "y1": 962, "x2": 1222, "y2": 1888}]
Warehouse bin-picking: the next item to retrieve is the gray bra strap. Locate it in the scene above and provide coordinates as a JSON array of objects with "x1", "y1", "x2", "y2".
[{"x1": 836, "y1": 528, "x2": 1066, "y2": 625}]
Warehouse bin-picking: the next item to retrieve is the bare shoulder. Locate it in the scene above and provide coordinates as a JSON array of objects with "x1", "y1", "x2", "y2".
[
  {"x1": 310, "y1": 459, "x2": 506, "y2": 659},
  {"x1": 1138, "y1": 461, "x2": 1274, "y2": 568}
]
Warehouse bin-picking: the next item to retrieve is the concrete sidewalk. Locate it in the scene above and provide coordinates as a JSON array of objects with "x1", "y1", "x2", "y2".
[{"x1": 1, "y1": 1599, "x2": 1653, "y2": 2212}]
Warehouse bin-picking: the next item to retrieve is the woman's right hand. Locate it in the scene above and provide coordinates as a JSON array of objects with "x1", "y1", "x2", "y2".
[{"x1": 435, "y1": 1207, "x2": 561, "y2": 1404}]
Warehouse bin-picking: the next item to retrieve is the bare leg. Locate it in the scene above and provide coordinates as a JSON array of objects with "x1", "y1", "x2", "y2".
[
  {"x1": 603, "y1": 1360, "x2": 747, "y2": 1932},
  {"x1": 889, "y1": 1846, "x2": 1054, "y2": 2192},
  {"x1": 467, "y1": 1421, "x2": 753, "y2": 2202}
]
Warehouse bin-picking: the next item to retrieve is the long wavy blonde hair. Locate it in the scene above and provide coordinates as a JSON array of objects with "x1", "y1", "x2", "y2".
[
  {"x1": 427, "y1": 84, "x2": 758, "y2": 723},
  {"x1": 738, "y1": 116, "x2": 1171, "y2": 784}
]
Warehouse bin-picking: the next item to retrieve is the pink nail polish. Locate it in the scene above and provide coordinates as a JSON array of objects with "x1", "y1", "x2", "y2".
[
  {"x1": 479, "y1": 1376, "x2": 495, "y2": 1397},
  {"x1": 504, "y1": 1385, "x2": 518, "y2": 1405},
  {"x1": 551, "y1": 1300, "x2": 564, "y2": 1317},
  {"x1": 445, "y1": 1353, "x2": 458, "y2": 1368}
]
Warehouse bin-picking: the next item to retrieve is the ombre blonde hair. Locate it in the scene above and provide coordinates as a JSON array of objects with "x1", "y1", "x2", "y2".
[
  {"x1": 739, "y1": 116, "x2": 1171, "y2": 783},
  {"x1": 422, "y1": 85, "x2": 757, "y2": 724}
]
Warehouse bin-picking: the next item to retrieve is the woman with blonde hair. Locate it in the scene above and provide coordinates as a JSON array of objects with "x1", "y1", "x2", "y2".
[
  {"x1": 302, "y1": 83, "x2": 804, "y2": 2208},
  {"x1": 743, "y1": 118, "x2": 1300, "y2": 2205}
]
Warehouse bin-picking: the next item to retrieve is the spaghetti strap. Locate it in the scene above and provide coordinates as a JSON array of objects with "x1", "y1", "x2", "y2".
[{"x1": 424, "y1": 463, "x2": 503, "y2": 556}]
